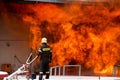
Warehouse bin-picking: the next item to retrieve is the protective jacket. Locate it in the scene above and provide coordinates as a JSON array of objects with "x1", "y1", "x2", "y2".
[{"x1": 37, "y1": 43, "x2": 52, "y2": 74}]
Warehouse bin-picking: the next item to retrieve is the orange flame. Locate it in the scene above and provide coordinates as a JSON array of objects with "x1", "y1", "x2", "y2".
[
  {"x1": 1, "y1": 1, "x2": 120, "y2": 75},
  {"x1": 24, "y1": 3, "x2": 120, "y2": 75}
]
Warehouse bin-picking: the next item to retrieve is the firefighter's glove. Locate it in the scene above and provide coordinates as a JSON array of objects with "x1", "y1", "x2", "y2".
[{"x1": 49, "y1": 59, "x2": 51, "y2": 63}]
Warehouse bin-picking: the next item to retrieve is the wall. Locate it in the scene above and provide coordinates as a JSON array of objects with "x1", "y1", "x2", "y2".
[
  {"x1": 0, "y1": 18, "x2": 30, "y2": 72},
  {"x1": 0, "y1": 41, "x2": 30, "y2": 72}
]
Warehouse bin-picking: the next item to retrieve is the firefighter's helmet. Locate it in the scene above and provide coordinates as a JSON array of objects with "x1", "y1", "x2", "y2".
[{"x1": 41, "y1": 37, "x2": 47, "y2": 43}]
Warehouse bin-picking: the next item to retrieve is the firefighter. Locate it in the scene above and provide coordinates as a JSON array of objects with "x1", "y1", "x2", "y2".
[{"x1": 37, "y1": 37, "x2": 52, "y2": 80}]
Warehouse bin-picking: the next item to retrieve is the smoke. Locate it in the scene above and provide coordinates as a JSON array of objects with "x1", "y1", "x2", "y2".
[{"x1": 0, "y1": 1, "x2": 30, "y2": 40}]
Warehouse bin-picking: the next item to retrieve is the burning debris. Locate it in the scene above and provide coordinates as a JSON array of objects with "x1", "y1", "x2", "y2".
[{"x1": 0, "y1": 0, "x2": 120, "y2": 75}]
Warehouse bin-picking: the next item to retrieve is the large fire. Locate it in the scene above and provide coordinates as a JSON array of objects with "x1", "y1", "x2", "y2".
[{"x1": 1, "y1": 0, "x2": 120, "y2": 75}]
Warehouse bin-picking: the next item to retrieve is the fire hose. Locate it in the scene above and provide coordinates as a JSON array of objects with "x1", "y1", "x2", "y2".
[{"x1": 3, "y1": 51, "x2": 38, "y2": 80}]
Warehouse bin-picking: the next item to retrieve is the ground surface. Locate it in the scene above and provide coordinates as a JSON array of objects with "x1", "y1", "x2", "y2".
[{"x1": 16, "y1": 75, "x2": 120, "y2": 80}]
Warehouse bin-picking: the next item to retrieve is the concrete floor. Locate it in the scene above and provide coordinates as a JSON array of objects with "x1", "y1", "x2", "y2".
[{"x1": 16, "y1": 75, "x2": 120, "y2": 80}]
